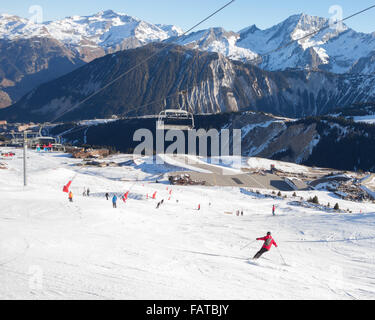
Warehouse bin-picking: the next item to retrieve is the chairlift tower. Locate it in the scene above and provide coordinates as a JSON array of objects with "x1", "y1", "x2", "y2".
[{"x1": 23, "y1": 130, "x2": 28, "y2": 187}]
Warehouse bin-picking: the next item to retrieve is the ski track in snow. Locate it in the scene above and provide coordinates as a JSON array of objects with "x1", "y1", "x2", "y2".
[{"x1": 0, "y1": 148, "x2": 375, "y2": 299}]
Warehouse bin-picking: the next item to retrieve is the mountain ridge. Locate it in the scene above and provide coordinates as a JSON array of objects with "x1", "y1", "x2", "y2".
[
  {"x1": 2, "y1": 43, "x2": 375, "y2": 123},
  {"x1": 1, "y1": 10, "x2": 375, "y2": 111},
  {"x1": 2, "y1": 10, "x2": 375, "y2": 75},
  {"x1": 0, "y1": 10, "x2": 183, "y2": 108}
]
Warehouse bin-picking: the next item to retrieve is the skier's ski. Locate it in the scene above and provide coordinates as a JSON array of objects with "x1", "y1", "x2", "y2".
[{"x1": 247, "y1": 259, "x2": 261, "y2": 266}]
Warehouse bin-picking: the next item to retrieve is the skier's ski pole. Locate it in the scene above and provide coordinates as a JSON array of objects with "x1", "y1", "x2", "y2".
[
  {"x1": 240, "y1": 240, "x2": 257, "y2": 250},
  {"x1": 277, "y1": 247, "x2": 287, "y2": 265}
]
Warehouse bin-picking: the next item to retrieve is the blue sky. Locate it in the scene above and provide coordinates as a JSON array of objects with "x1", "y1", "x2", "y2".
[{"x1": 1, "y1": 0, "x2": 375, "y2": 33}]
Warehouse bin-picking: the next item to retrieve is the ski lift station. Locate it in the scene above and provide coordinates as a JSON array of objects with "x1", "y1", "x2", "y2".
[{"x1": 4, "y1": 130, "x2": 65, "y2": 151}]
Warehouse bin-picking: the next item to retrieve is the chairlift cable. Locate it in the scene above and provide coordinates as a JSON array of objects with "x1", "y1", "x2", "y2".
[
  {"x1": 48, "y1": 3, "x2": 375, "y2": 133},
  {"x1": 49, "y1": 0, "x2": 236, "y2": 123},
  {"x1": 112, "y1": 4, "x2": 375, "y2": 119}
]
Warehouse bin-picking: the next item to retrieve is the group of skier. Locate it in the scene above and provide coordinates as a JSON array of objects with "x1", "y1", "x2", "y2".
[
  {"x1": 104, "y1": 192, "x2": 122, "y2": 208},
  {"x1": 236, "y1": 210, "x2": 244, "y2": 216},
  {"x1": 107, "y1": 192, "x2": 129, "y2": 208},
  {"x1": 66, "y1": 184, "x2": 280, "y2": 261},
  {"x1": 69, "y1": 189, "x2": 122, "y2": 209},
  {"x1": 36, "y1": 143, "x2": 53, "y2": 152},
  {"x1": 82, "y1": 187, "x2": 90, "y2": 197}
]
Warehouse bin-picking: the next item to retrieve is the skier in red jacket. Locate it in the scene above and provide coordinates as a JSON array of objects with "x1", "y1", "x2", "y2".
[{"x1": 253, "y1": 232, "x2": 278, "y2": 259}]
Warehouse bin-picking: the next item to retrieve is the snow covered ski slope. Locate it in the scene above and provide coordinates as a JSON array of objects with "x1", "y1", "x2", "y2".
[{"x1": 1, "y1": 148, "x2": 375, "y2": 299}]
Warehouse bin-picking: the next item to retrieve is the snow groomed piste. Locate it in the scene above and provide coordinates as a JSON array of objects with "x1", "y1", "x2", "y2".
[{"x1": 0, "y1": 147, "x2": 375, "y2": 299}]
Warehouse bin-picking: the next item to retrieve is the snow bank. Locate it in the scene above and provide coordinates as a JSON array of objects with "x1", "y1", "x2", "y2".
[{"x1": 246, "y1": 157, "x2": 310, "y2": 173}]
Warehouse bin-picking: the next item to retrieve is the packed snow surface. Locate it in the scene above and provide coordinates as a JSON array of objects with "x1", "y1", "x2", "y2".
[
  {"x1": 1, "y1": 148, "x2": 375, "y2": 299},
  {"x1": 246, "y1": 157, "x2": 311, "y2": 174}
]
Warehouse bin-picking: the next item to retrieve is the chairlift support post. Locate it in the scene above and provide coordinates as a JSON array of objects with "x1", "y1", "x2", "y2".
[{"x1": 23, "y1": 130, "x2": 28, "y2": 187}]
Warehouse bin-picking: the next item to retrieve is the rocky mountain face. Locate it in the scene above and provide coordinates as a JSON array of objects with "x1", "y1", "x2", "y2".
[
  {"x1": 2, "y1": 43, "x2": 375, "y2": 123},
  {"x1": 0, "y1": 10, "x2": 183, "y2": 108},
  {"x1": 0, "y1": 37, "x2": 86, "y2": 109},
  {"x1": 230, "y1": 112, "x2": 375, "y2": 172},
  {"x1": 50, "y1": 111, "x2": 375, "y2": 172},
  {"x1": 1, "y1": 10, "x2": 375, "y2": 113}
]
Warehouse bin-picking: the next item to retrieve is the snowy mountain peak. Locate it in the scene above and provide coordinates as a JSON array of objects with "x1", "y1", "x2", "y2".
[
  {"x1": 97, "y1": 9, "x2": 117, "y2": 16},
  {"x1": 261, "y1": 13, "x2": 329, "y2": 43},
  {"x1": 0, "y1": 13, "x2": 20, "y2": 19},
  {"x1": 174, "y1": 27, "x2": 258, "y2": 62},
  {"x1": 0, "y1": 10, "x2": 181, "y2": 51},
  {"x1": 89, "y1": 9, "x2": 138, "y2": 23},
  {"x1": 234, "y1": 13, "x2": 375, "y2": 74},
  {"x1": 1, "y1": 11, "x2": 375, "y2": 76},
  {"x1": 281, "y1": 13, "x2": 330, "y2": 30},
  {"x1": 156, "y1": 24, "x2": 184, "y2": 37},
  {"x1": 239, "y1": 24, "x2": 259, "y2": 36}
]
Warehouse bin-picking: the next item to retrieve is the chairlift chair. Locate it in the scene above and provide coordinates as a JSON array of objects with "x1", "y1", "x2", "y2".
[
  {"x1": 157, "y1": 109, "x2": 195, "y2": 131},
  {"x1": 30, "y1": 136, "x2": 57, "y2": 148}
]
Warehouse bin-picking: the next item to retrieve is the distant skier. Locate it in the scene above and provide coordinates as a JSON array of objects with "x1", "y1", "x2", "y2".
[
  {"x1": 105, "y1": 193, "x2": 109, "y2": 200},
  {"x1": 198, "y1": 204, "x2": 201, "y2": 211},
  {"x1": 83, "y1": 188, "x2": 87, "y2": 197},
  {"x1": 68, "y1": 191, "x2": 73, "y2": 203},
  {"x1": 253, "y1": 232, "x2": 278, "y2": 260},
  {"x1": 112, "y1": 195, "x2": 118, "y2": 208},
  {"x1": 272, "y1": 205, "x2": 276, "y2": 216},
  {"x1": 87, "y1": 188, "x2": 90, "y2": 197}
]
